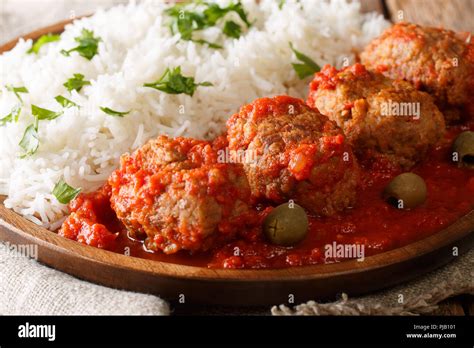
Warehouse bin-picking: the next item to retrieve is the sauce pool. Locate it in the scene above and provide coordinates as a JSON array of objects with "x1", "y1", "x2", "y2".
[{"x1": 60, "y1": 124, "x2": 474, "y2": 269}]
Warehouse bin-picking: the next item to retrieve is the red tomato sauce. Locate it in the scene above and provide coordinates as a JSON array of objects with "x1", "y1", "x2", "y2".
[{"x1": 59, "y1": 123, "x2": 474, "y2": 269}]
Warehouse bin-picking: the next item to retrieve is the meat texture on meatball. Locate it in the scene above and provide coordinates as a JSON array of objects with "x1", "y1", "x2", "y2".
[
  {"x1": 109, "y1": 135, "x2": 255, "y2": 254},
  {"x1": 361, "y1": 22, "x2": 474, "y2": 123},
  {"x1": 226, "y1": 95, "x2": 359, "y2": 216},
  {"x1": 307, "y1": 63, "x2": 446, "y2": 168}
]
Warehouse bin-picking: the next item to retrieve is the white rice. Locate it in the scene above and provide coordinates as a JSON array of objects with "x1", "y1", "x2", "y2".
[{"x1": 0, "y1": 0, "x2": 390, "y2": 228}]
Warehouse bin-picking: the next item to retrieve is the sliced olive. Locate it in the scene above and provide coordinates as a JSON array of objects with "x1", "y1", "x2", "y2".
[
  {"x1": 263, "y1": 203, "x2": 308, "y2": 246},
  {"x1": 383, "y1": 173, "x2": 427, "y2": 209},
  {"x1": 453, "y1": 131, "x2": 474, "y2": 169}
]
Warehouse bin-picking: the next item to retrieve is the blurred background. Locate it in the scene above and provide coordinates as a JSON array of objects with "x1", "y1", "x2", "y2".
[
  {"x1": 0, "y1": 0, "x2": 127, "y2": 43},
  {"x1": 1, "y1": 0, "x2": 473, "y2": 45}
]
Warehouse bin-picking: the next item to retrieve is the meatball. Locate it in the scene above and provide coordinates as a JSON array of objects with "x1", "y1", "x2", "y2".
[
  {"x1": 307, "y1": 64, "x2": 446, "y2": 168},
  {"x1": 108, "y1": 135, "x2": 255, "y2": 254},
  {"x1": 226, "y1": 95, "x2": 359, "y2": 216},
  {"x1": 361, "y1": 22, "x2": 474, "y2": 123}
]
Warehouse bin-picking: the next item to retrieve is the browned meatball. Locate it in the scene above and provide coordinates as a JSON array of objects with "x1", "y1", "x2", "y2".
[
  {"x1": 307, "y1": 64, "x2": 446, "y2": 168},
  {"x1": 361, "y1": 22, "x2": 474, "y2": 123},
  {"x1": 108, "y1": 135, "x2": 256, "y2": 254},
  {"x1": 226, "y1": 95, "x2": 359, "y2": 216}
]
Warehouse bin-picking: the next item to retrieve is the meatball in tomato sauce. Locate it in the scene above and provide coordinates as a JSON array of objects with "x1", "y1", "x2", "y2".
[
  {"x1": 108, "y1": 135, "x2": 256, "y2": 254},
  {"x1": 361, "y1": 22, "x2": 474, "y2": 123},
  {"x1": 307, "y1": 64, "x2": 446, "y2": 168},
  {"x1": 226, "y1": 95, "x2": 359, "y2": 216}
]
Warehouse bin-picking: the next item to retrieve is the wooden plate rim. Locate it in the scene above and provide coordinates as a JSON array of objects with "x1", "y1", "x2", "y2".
[{"x1": 1, "y1": 200, "x2": 473, "y2": 281}]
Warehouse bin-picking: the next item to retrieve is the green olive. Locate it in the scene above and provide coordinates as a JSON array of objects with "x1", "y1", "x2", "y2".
[
  {"x1": 263, "y1": 203, "x2": 308, "y2": 246},
  {"x1": 383, "y1": 173, "x2": 427, "y2": 210},
  {"x1": 453, "y1": 131, "x2": 474, "y2": 169}
]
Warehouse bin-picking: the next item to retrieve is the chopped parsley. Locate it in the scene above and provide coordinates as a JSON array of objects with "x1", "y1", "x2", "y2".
[
  {"x1": 165, "y1": 1, "x2": 251, "y2": 47},
  {"x1": 6, "y1": 85, "x2": 29, "y2": 102},
  {"x1": 55, "y1": 95, "x2": 79, "y2": 108},
  {"x1": 18, "y1": 105, "x2": 63, "y2": 158},
  {"x1": 100, "y1": 107, "x2": 130, "y2": 117},
  {"x1": 144, "y1": 66, "x2": 212, "y2": 97},
  {"x1": 0, "y1": 105, "x2": 21, "y2": 126},
  {"x1": 60, "y1": 29, "x2": 101, "y2": 60},
  {"x1": 0, "y1": 114, "x2": 12, "y2": 126},
  {"x1": 223, "y1": 20, "x2": 242, "y2": 39},
  {"x1": 192, "y1": 39, "x2": 223, "y2": 49},
  {"x1": 63, "y1": 74, "x2": 91, "y2": 92},
  {"x1": 204, "y1": 2, "x2": 251, "y2": 27},
  {"x1": 19, "y1": 120, "x2": 39, "y2": 158},
  {"x1": 166, "y1": 5, "x2": 205, "y2": 41},
  {"x1": 31, "y1": 104, "x2": 63, "y2": 121},
  {"x1": 27, "y1": 33, "x2": 61, "y2": 54},
  {"x1": 52, "y1": 179, "x2": 81, "y2": 204},
  {"x1": 1, "y1": 86, "x2": 28, "y2": 126},
  {"x1": 289, "y1": 43, "x2": 321, "y2": 79}
]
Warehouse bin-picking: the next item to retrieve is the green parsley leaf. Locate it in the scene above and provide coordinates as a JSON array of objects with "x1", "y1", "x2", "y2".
[
  {"x1": 27, "y1": 33, "x2": 61, "y2": 54},
  {"x1": 225, "y1": 1, "x2": 252, "y2": 27},
  {"x1": 278, "y1": 0, "x2": 286, "y2": 10},
  {"x1": 0, "y1": 113, "x2": 12, "y2": 126},
  {"x1": 52, "y1": 178, "x2": 81, "y2": 204},
  {"x1": 203, "y1": 3, "x2": 229, "y2": 26},
  {"x1": 100, "y1": 107, "x2": 130, "y2": 117},
  {"x1": 289, "y1": 42, "x2": 320, "y2": 79},
  {"x1": 55, "y1": 95, "x2": 79, "y2": 108},
  {"x1": 223, "y1": 20, "x2": 242, "y2": 39},
  {"x1": 63, "y1": 73, "x2": 91, "y2": 92},
  {"x1": 31, "y1": 104, "x2": 63, "y2": 121},
  {"x1": 144, "y1": 66, "x2": 213, "y2": 97},
  {"x1": 165, "y1": 1, "x2": 251, "y2": 46},
  {"x1": 0, "y1": 105, "x2": 21, "y2": 126},
  {"x1": 60, "y1": 29, "x2": 101, "y2": 60},
  {"x1": 191, "y1": 38, "x2": 223, "y2": 49},
  {"x1": 3, "y1": 87, "x2": 27, "y2": 124},
  {"x1": 19, "y1": 123, "x2": 39, "y2": 158},
  {"x1": 292, "y1": 63, "x2": 318, "y2": 80},
  {"x1": 167, "y1": 7, "x2": 206, "y2": 40},
  {"x1": 202, "y1": 2, "x2": 251, "y2": 28},
  {"x1": 18, "y1": 104, "x2": 63, "y2": 158},
  {"x1": 13, "y1": 105, "x2": 22, "y2": 122},
  {"x1": 6, "y1": 85, "x2": 29, "y2": 102}
]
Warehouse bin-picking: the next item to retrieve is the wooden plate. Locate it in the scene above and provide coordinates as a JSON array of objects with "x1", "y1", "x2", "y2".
[{"x1": 1, "y1": 20, "x2": 473, "y2": 307}]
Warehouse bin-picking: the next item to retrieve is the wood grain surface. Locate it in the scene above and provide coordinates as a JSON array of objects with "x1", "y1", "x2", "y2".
[{"x1": 386, "y1": 0, "x2": 474, "y2": 31}]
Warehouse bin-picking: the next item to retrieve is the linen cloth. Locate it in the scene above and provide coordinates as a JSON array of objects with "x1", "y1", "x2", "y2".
[{"x1": 0, "y1": 243, "x2": 170, "y2": 315}]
